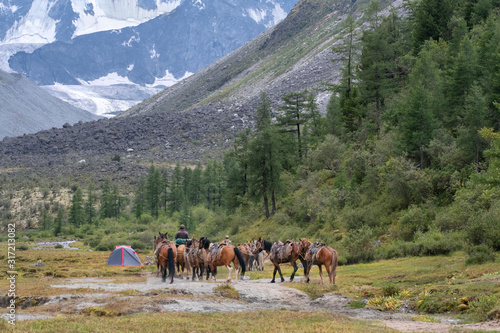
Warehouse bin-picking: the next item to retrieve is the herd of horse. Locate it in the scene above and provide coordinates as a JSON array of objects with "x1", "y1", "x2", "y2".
[{"x1": 154, "y1": 233, "x2": 338, "y2": 285}]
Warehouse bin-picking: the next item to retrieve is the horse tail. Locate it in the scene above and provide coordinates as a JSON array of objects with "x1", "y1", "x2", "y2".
[
  {"x1": 329, "y1": 248, "x2": 338, "y2": 284},
  {"x1": 233, "y1": 247, "x2": 246, "y2": 277},
  {"x1": 168, "y1": 248, "x2": 175, "y2": 282}
]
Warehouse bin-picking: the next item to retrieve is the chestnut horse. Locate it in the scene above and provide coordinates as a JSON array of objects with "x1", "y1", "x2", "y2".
[
  {"x1": 298, "y1": 238, "x2": 338, "y2": 285},
  {"x1": 176, "y1": 244, "x2": 189, "y2": 279},
  {"x1": 200, "y1": 237, "x2": 246, "y2": 281},
  {"x1": 155, "y1": 232, "x2": 177, "y2": 283},
  {"x1": 255, "y1": 238, "x2": 305, "y2": 283}
]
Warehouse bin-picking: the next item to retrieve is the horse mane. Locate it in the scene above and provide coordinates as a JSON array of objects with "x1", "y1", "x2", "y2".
[
  {"x1": 201, "y1": 237, "x2": 211, "y2": 250},
  {"x1": 263, "y1": 240, "x2": 273, "y2": 252}
]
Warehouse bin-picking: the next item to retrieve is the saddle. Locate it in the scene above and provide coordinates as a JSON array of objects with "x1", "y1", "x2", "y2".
[
  {"x1": 269, "y1": 240, "x2": 293, "y2": 262},
  {"x1": 154, "y1": 240, "x2": 172, "y2": 257},
  {"x1": 306, "y1": 241, "x2": 325, "y2": 263},
  {"x1": 209, "y1": 243, "x2": 225, "y2": 262}
]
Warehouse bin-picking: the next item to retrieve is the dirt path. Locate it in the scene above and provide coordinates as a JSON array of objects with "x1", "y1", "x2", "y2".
[{"x1": 8, "y1": 276, "x2": 500, "y2": 332}]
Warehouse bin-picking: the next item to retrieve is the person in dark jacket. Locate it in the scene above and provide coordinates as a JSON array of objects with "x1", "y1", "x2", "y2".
[{"x1": 175, "y1": 224, "x2": 189, "y2": 246}]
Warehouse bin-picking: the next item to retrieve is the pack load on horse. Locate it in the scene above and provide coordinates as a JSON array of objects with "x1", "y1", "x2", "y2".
[
  {"x1": 185, "y1": 238, "x2": 204, "y2": 281},
  {"x1": 155, "y1": 232, "x2": 177, "y2": 283},
  {"x1": 237, "y1": 242, "x2": 256, "y2": 271},
  {"x1": 252, "y1": 240, "x2": 265, "y2": 271},
  {"x1": 255, "y1": 238, "x2": 305, "y2": 283},
  {"x1": 199, "y1": 237, "x2": 246, "y2": 281},
  {"x1": 298, "y1": 238, "x2": 338, "y2": 285}
]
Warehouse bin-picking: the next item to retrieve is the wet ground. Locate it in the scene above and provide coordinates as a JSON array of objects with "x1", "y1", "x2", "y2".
[{"x1": 3, "y1": 275, "x2": 500, "y2": 332}]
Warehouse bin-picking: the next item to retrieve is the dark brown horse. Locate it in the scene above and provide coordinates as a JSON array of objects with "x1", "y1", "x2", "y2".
[
  {"x1": 298, "y1": 238, "x2": 338, "y2": 285},
  {"x1": 155, "y1": 232, "x2": 177, "y2": 283},
  {"x1": 255, "y1": 238, "x2": 305, "y2": 283},
  {"x1": 200, "y1": 237, "x2": 246, "y2": 281}
]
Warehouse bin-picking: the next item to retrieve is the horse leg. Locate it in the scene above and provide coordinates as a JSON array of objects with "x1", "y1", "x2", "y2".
[
  {"x1": 271, "y1": 264, "x2": 278, "y2": 283},
  {"x1": 324, "y1": 263, "x2": 332, "y2": 284},
  {"x1": 318, "y1": 265, "x2": 324, "y2": 285},
  {"x1": 277, "y1": 264, "x2": 285, "y2": 283},
  {"x1": 290, "y1": 262, "x2": 298, "y2": 282},
  {"x1": 161, "y1": 265, "x2": 166, "y2": 283},
  {"x1": 227, "y1": 265, "x2": 233, "y2": 281},
  {"x1": 305, "y1": 262, "x2": 312, "y2": 283}
]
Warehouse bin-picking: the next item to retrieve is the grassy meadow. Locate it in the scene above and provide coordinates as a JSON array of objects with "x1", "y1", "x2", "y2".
[{"x1": 1, "y1": 241, "x2": 499, "y2": 332}]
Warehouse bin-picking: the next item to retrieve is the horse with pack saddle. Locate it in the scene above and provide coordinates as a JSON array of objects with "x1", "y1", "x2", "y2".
[
  {"x1": 298, "y1": 238, "x2": 338, "y2": 285},
  {"x1": 254, "y1": 238, "x2": 306, "y2": 283},
  {"x1": 154, "y1": 232, "x2": 177, "y2": 283},
  {"x1": 199, "y1": 237, "x2": 246, "y2": 281}
]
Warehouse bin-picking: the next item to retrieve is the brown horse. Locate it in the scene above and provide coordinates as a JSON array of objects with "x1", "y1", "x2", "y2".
[
  {"x1": 185, "y1": 239, "x2": 203, "y2": 281},
  {"x1": 255, "y1": 238, "x2": 305, "y2": 283},
  {"x1": 237, "y1": 242, "x2": 255, "y2": 271},
  {"x1": 155, "y1": 232, "x2": 177, "y2": 283},
  {"x1": 298, "y1": 238, "x2": 338, "y2": 285},
  {"x1": 200, "y1": 237, "x2": 246, "y2": 281},
  {"x1": 176, "y1": 244, "x2": 188, "y2": 279}
]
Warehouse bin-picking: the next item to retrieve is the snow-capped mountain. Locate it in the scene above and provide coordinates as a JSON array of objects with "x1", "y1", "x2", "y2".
[{"x1": 0, "y1": 0, "x2": 297, "y2": 116}]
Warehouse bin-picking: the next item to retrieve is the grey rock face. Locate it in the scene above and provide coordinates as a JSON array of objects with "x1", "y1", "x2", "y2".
[{"x1": 0, "y1": 70, "x2": 101, "y2": 139}]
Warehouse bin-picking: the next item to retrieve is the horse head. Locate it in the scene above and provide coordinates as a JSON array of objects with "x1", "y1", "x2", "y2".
[
  {"x1": 298, "y1": 238, "x2": 311, "y2": 256},
  {"x1": 159, "y1": 231, "x2": 168, "y2": 242}
]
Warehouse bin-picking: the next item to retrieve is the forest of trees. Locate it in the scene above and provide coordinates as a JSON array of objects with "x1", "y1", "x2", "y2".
[{"x1": 4, "y1": 0, "x2": 500, "y2": 265}]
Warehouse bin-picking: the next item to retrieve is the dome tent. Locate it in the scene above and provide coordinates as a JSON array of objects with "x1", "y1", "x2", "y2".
[{"x1": 107, "y1": 245, "x2": 143, "y2": 266}]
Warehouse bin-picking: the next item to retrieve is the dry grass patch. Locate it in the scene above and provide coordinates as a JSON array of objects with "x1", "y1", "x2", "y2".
[{"x1": 11, "y1": 310, "x2": 397, "y2": 332}]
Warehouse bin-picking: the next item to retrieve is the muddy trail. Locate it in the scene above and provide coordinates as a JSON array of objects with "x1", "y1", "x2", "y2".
[{"x1": 6, "y1": 275, "x2": 500, "y2": 332}]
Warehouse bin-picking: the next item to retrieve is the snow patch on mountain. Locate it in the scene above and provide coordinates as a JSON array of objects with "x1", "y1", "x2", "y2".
[
  {"x1": 71, "y1": 0, "x2": 182, "y2": 38},
  {"x1": 246, "y1": 3, "x2": 287, "y2": 28},
  {"x1": 1, "y1": 0, "x2": 181, "y2": 44},
  {"x1": 3, "y1": 0, "x2": 58, "y2": 44},
  {"x1": 46, "y1": 69, "x2": 192, "y2": 116}
]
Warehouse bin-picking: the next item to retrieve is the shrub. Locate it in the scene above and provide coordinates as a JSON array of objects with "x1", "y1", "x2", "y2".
[
  {"x1": 341, "y1": 226, "x2": 374, "y2": 264},
  {"x1": 382, "y1": 284, "x2": 400, "y2": 297},
  {"x1": 465, "y1": 244, "x2": 496, "y2": 265},
  {"x1": 131, "y1": 240, "x2": 147, "y2": 250},
  {"x1": 395, "y1": 205, "x2": 430, "y2": 241},
  {"x1": 468, "y1": 295, "x2": 499, "y2": 322},
  {"x1": 466, "y1": 206, "x2": 500, "y2": 250}
]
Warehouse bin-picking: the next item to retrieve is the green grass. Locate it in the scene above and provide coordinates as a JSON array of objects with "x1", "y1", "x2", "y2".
[{"x1": 4, "y1": 311, "x2": 396, "y2": 333}]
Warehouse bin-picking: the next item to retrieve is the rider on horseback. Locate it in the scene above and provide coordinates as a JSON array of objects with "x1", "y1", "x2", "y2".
[{"x1": 175, "y1": 224, "x2": 189, "y2": 247}]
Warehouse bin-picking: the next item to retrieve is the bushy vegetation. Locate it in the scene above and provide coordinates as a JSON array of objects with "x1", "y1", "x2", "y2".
[{"x1": 2, "y1": 0, "x2": 500, "y2": 270}]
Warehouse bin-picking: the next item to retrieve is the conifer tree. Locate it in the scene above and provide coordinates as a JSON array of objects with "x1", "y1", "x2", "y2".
[
  {"x1": 248, "y1": 93, "x2": 282, "y2": 217},
  {"x1": 277, "y1": 90, "x2": 312, "y2": 158},
  {"x1": 160, "y1": 169, "x2": 169, "y2": 213},
  {"x1": 169, "y1": 163, "x2": 184, "y2": 212},
  {"x1": 100, "y1": 179, "x2": 115, "y2": 219},
  {"x1": 84, "y1": 184, "x2": 96, "y2": 225},
  {"x1": 146, "y1": 165, "x2": 160, "y2": 218},
  {"x1": 69, "y1": 188, "x2": 84, "y2": 226},
  {"x1": 190, "y1": 163, "x2": 202, "y2": 206}
]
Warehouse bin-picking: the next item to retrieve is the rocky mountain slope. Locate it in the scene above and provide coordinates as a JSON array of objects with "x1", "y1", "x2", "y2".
[
  {"x1": 0, "y1": 0, "x2": 400, "y2": 184},
  {"x1": 0, "y1": 69, "x2": 101, "y2": 139}
]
